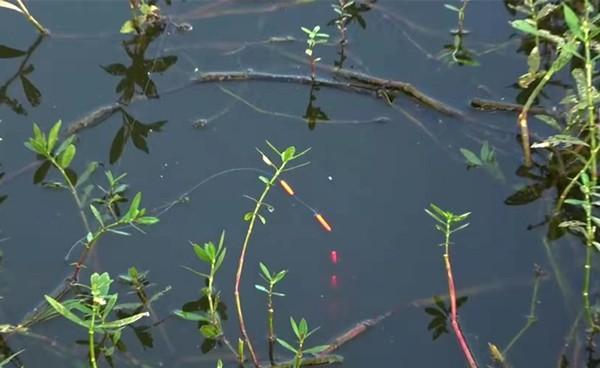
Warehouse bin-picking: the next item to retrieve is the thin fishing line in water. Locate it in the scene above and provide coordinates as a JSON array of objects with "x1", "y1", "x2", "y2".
[
  {"x1": 218, "y1": 85, "x2": 391, "y2": 126},
  {"x1": 153, "y1": 166, "x2": 333, "y2": 232},
  {"x1": 65, "y1": 168, "x2": 333, "y2": 262}
]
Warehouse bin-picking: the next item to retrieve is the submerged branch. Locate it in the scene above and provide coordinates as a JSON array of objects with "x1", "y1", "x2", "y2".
[{"x1": 191, "y1": 70, "x2": 463, "y2": 118}]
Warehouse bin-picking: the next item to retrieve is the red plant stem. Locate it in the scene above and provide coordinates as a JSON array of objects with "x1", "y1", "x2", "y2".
[{"x1": 444, "y1": 254, "x2": 478, "y2": 368}]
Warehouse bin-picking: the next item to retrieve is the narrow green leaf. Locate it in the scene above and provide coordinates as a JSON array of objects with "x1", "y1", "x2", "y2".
[
  {"x1": 276, "y1": 338, "x2": 297, "y2": 354},
  {"x1": 259, "y1": 262, "x2": 271, "y2": 280},
  {"x1": 460, "y1": 148, "x2": 483, "y2": 167},
  {"x1": 98, "y1": 312, "x2": 149, "y2": 330},
  {"x1": 563, "y1": 5, "x2": 582, "y2": 39},
  {"x1": 304, "y1": 345, "x2": 330, "y2": 355},
  {"x1": 254, "y1": 284, "x2": 269, "y2": 293},
  {"x1": 58, "y1": 144, "x2": 76, "y2": 168},
  {"x1": 90, "y1": 204, "x2": 104, "y2": 226},
  {"x1": 47, "y1": 120, "x2": 62, "y2": 152},
  {"x1": 135, "y1": 216, "x2": 159, "y2": 225},
  {"x1": 44, "y1": 295, "x2": 89, "y2": 329}
]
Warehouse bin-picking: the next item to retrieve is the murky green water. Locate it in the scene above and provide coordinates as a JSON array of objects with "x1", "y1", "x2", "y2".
[{"x1": 0, "y1": 1, "x2": 592, "y2": 367}]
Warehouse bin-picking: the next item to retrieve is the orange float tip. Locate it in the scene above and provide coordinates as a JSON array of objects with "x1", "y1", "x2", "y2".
[
  {"x1": 279, "y1": 179, "x2": 295, "y2": 196},
  {"x1": 315, "y1": 213, "x2": 332, "y2": 232}
]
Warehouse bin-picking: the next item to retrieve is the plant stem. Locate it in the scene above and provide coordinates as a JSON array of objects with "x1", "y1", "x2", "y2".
[
  {"x1": 234, "y1": 163, "x2": 288, "y2": 367},
  {"x1": 503, "y1": 267, "x2": 541, "y2": 355},
  {"x1": 444, "y1": 222, "x2": 478, "y2": 368},
  {"x1": 89, "y1": 305, "x2": 97, "y2": 368},
  {"x1": 581, "y1": 0, "x2": 598, "y2": 331},
  {"x1": 48, "y1": 157, "x2": 91, "y2": 234}
]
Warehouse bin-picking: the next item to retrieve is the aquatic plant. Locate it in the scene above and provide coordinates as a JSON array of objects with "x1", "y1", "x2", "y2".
[
  {"x1": 0, "y1": 0, "x2": 47, "y2": 34},
  {"x1": 425, "y1": 204, "x2": 477, "y2": 368},
  {"x1": 255, "y1": 262, "x2": 288, "y2": 363},
  {"x1": 441, "y1": 1, "x2": 478, "y2": 66},
  {"x1": 45, "y1": 272, "x2": 149, "y2": 368},
  {"x1": 24, "y1": 120, "x2": 158, "y2": 295},
  {"x1": 235, "y1": 142, "x2": 310, "y2": 367},
  {"x1": 301, "y1": 25, "x2": 330, "y2": 79},
  {"x1": 120, "y1": 0, "x2": 164, "y2": 34},
  {"x1": 175, "y1": 232, "x2": 228, "y2": 345},
  {"x1": 512, "y1": 1, "x2": 600, "y2": 333},
  {"x1": 276, "y1": 317, "x2": 329, "y2": 368}
]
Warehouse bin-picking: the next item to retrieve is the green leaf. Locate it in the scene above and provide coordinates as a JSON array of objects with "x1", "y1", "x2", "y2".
[
  {"x1": 510, "y1": 19, "x2": 538, "y2": 35},
  {"x1": 304, "y1": 345, "x2": 330, "y2": 355},
  {"x1": 254, "y1": 284, "x2": 269, "y2": 293},
  {"x1": 257, "y1": 213, "x2": 266, "y2": 225},
  {"x1": 90, "y1": 204, "x2": 104, "y2": 226},
  {"x1": 200, "y1": 324, "x2": 221, "y2": 339},
  {"x1": 563, "y1": 5, "x2": 582, "y2": 40},
  {"x1": 531, "y1": 134, "x2": 588, "y2": 149},
  {"x1": 290, "y1": 317, "x2": 300, "y2": 337},
  {"x1": 122, "y1": 192, "x2": 142, "y2": 222},
  {"x1": 444, "y1": 4, "x2": 460, "y2": 12},
  {"x1": 135, "y1": 216, "x2": 159, "y2": 225},
  {"x1": 47, "y1": 120, "x2": 62, "y2": 152},
  {"x1": 243, "y1": 212, "x2": 253, "y2": 221},
  {"x1": 259, "y1": 262, "x2": 271, "y2": 280},
  {"x1": 215, "y1": 247, "x2": 226, "y2": 271},
  {"x1": 173, "y1": 310, "x2": 210, "y2": 322},
  {"x1": 459, "y1": 148, "x2": 483, "y2": 167},
  {"x1": 276, "y1": 338, "x2": 297, "y2": 354},
  {"x1": 282, "y1": 146, "x2": 296, "y2": 161},
  {"x1": 58, "y1": 144, "x2": 76, "y2": 168},
  {"x1": 258, "y1": 175, "x2": 270, "y2": 185},
  {"x1": 44, "y1": 295, "x2": 89, "y2": 329},
  {"x1": 120, "y1": 20, "x2": 136, "y2": 34},
  {"x1": 98, "y1": 312, "x2": 149, "y2": 330},
  {"x1": 192, "y1": 243, "x2": 211, "y2": 263}
]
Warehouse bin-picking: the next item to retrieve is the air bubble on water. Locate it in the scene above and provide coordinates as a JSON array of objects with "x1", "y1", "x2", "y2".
[{"x1": 267, "y1": 205, "x2": 274, "y2": 213}]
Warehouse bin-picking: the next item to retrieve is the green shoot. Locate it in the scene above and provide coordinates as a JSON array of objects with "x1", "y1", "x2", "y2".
[
  {"x1": 301, "y1": 25, "x2": 330, "y2": 79},
  {"x1": 235, "y1": 142, "x2": 310, "y2": 367},
  {"x1": 175, "y1": 232, "x2": 227, "y2": 344},
  {"x1": 276, "y1": 317, "x2": 329, "y2": 368},
  {"x1": 255, "y1": 262, "x2": 288, "y2": 363},
  {"x1": 45, "y1": 272, "x2": 149, "y2": 368}
]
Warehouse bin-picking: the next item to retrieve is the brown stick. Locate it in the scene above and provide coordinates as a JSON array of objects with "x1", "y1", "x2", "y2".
[
  {"x1": 470, "y1": 98, "x2": 559, "y2": 118},
  {"x1": 191, "y1": 70, "x2": 463, "y2": 118}
]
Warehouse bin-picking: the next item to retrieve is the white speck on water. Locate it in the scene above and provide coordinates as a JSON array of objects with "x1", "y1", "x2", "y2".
[
  {"x1": 328, "y1": 176, "x2": 333, "y2": 181},
  {"x1": 194, "y1": 67, "x2": 199, "y2": 73}
]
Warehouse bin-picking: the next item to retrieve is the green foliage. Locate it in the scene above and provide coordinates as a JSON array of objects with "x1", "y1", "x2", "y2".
[
  {"x1": 45, "y1": 272, "x2": 149, "y2": 368},
  {"x1": 120, "y1": 1, "x2": 163, "y2": 35},
  {"x1": 460, "y1": 141, "x2": 504, "y2": 181},
  {"x1": 301, "y1": 25, "x2": 330, "y2": 59},
  {"x1": 255, "y1": 262, "x2": 287, "y2": 297},
  {"x1": 175, "y1": 232, "x2": 227, "y2": 347},
  {"x1": 425, "y1": 203, "x2": 470, "y2": 246},
  {"x1": 277, "y1": 317, "x2": 329, "y2": 368},
  {"x1": 424, "y1": 295, "x2": 468, "y2": 340}
]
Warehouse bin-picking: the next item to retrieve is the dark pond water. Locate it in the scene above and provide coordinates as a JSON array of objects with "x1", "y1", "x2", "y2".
[{"x1": 0, "y1": 1, "x2": 594, "y2": 367}]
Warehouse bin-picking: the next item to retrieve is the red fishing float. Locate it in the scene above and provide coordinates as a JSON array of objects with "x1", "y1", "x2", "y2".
[{"x1": 330, "y1": 250, "x2": 338, "y2": 264}]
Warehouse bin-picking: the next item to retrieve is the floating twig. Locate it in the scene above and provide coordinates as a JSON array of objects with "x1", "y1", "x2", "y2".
[{"x1": 192, "y1": 70, "x2": 462, "y2": 117}]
